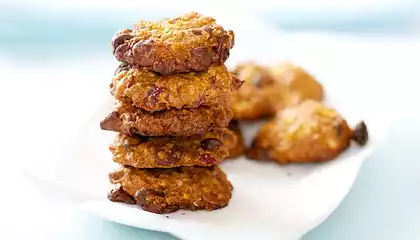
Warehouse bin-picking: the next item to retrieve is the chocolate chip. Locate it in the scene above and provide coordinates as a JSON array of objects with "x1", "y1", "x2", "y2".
[
  {"x1": 134, "y1": 189, "x2": 152, "y2": 206},
  {"x1": 134, "y1": 189, "x2": 177, "y2": 214},
  {"x1": 201, "y1": 138, "x2": 223, "y2": 151},
  {"x1": 152, "y1": 62, "x2": 172, "y2": 75},
  {"x1": 114, "y1": 43, "x2": 129, "y2": 62},
  {"x1": 100, "y1": 112, "x2": 120, "y2": 131},
  {"x1": 352, "y1": 121, "x2": 369, "y2": 146},
  {"x1": 134, "y1": 189, "x2": 159, "y2": 211},
  {"x1": 216, "y1": 35, "x2": 228, "y2": 63},
  {"x1": 203, "y1": 26, "x2": 213, "y2": 34},
  {"x1": 191, "y1": 29, "x2": 203, "y2": 35},
  {"x1": 191, "y1": 47, "x2": 212, "y2": 67},
  {"x1": 133, "y1": 40, "x2": 154, "y2": 55},
  {"x1": 112, "y1": 33, "x2": 133, "y2": 51},
  {"x1": 153, "y1": 144, "x2": 180, "y2": 166},
  {"x1": 108, "y1": 187, "x2": 135, "y2": 204}
]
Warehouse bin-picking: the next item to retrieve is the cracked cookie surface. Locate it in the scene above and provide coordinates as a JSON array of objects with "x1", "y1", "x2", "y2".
[
  {"x1": 111, "y1": 128, "x2": 236, "y2": 168},
  {"x1": 112, "y1": 12, "x2": 234, "y2": 74},
  {"x1": 247, "y1": 100, "x2": 353, "y2": 164},
  {"x1": 109, "y1": 165, "x2": 233, "y2": 214},
  {"x1": 111, "y1": 64, "x2": 240, "y2": 112},
  {"x1": 100, "y1": 99, "x2": 233, "y2": 137}
]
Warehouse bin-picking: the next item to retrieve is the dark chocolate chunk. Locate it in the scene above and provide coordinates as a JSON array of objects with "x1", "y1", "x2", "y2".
[
  {"x1": 200, "y1": 138, "x2": 223, "y2": 151},
  {"x1": 352, "y1": 121, "x2": 369, "y2": 146},
  {"x1": 153, "y1": 144, "x2": 180, "y2": 166},
  {"x1": 112, "y1": 32, "x2": 133, "y2": 51},
  {"x1": 108, "y1": 187, "x2": 135, "y2": 204},
  {"x1": 100, "y1": 112, "x2": 120, "y2": 131},
  {"x1": 134, "y1": 189, "x2": 178, "y2": 214}
]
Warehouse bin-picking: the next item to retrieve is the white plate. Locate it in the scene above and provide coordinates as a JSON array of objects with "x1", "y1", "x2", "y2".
[{"x1": 18, "y1": 12, "x2": 392, "y2": 240}]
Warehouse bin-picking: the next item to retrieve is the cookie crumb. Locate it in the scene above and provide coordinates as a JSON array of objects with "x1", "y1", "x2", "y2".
[{"x1": 166, "y1": 216, "x2": 169, "y2": 218}]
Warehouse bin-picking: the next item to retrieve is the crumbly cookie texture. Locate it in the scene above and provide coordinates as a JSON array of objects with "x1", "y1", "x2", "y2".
[
  {"x1": 100, "y1": 99, "x2": 233, "y2": 137},
  {"x1": 247, "y1": 100, "x2": 354, "y2": 163},
  {"x1": 230, "y1": 63, "x2": 292, "y2": 120},
  {"x1": 112, "y1": 12, "x2": 235, "y2": 74},
  {"x1": 268, "y1": 62, "x2": 324, "y2": 101},
  {"x1": 226, "y1": 121, "x2": 245, "y2": 159},
  {"x1": 111, "y1": 128, "x2": 236, "y2": 168},
  {"x1": 111, "y1": 64, "x2": 239, "y2": 112},
  {"x1": 108, "y1": 165, "x2": 233, "y2": 214}
]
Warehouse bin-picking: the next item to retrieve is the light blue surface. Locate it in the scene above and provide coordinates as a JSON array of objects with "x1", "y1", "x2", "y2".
[
  {"x1": 305, "y1": 115, "x2": 420, "y2": 239},
  {"x1": 1, "y1": 5, "x2": 418, "y2": 57},
  {"x1": 255, "y1": 2, "x2": 419, "y2": 34}
]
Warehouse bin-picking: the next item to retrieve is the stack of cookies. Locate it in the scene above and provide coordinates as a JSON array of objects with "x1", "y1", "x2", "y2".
[{"x1": 100, "y1": 12, "x2": 242, "y2": 214}]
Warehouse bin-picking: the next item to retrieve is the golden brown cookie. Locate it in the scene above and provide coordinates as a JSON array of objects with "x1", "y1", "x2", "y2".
[
  {"x1": 112, "y1": 12, "x2": 235, "y2": 74},
  {"x1": 100, "y1": 99, "x2": 233, "y2": 137},
  {"x1": 110, "y1": 128, "x2": 236, "y2": 168},
  {"x1": 230, "y1": 63, "x2": 292, "y2": 120},
  {"x1": 246, "y1": 100, "x2": 353, "y2": 164},
  {"x1": 108, "y1": 165, "x2": 233, "y2": 214},
  {"x1": 111, "y1": 64, "x2": 240, "y2": 112},
  {"x1": 268, "y1": 62, "x2": 324, "y2": 102},
  {"x1": 226, "y1": 121, "x2": 245, "y2": 159}
]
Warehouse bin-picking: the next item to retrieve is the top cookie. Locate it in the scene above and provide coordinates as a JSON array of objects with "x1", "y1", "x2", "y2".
[{"x1": 112, "y1": 12, "x2": 235, "y2": 74}]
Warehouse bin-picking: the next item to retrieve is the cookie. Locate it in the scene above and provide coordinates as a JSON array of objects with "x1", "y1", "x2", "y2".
[
  {"x1": 230, "y1": 63, "x2": 292, "y2": 120},
  {"x1": 246, "y1": 100, "x2": 353, "y2": 164},
  {"x1": 110, "y1": 129, "x2": 236, "y2": 168},
  {"x1": 111, "y1": 64, "x2": 241, "y2": 112},
  {"x1": 226, "y1": 121, "x2": 245, "y2": 159},
  {"x1": 112, "y1": 12, "x2": 234, "y2": 74},
  {"x1": 268, "y1": 62, "x2": 324, "y2": 101},
  {"x1": 100, "y1": 100, "x2": 233, "y2": 137},
  {"x1": 108, "y1": 165, "x2": 233, "y2": 214}
]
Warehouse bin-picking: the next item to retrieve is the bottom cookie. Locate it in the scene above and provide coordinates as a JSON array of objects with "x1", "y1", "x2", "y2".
[{"x1": 108, "y1": 165, "x2": 233, "y2": 214}]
